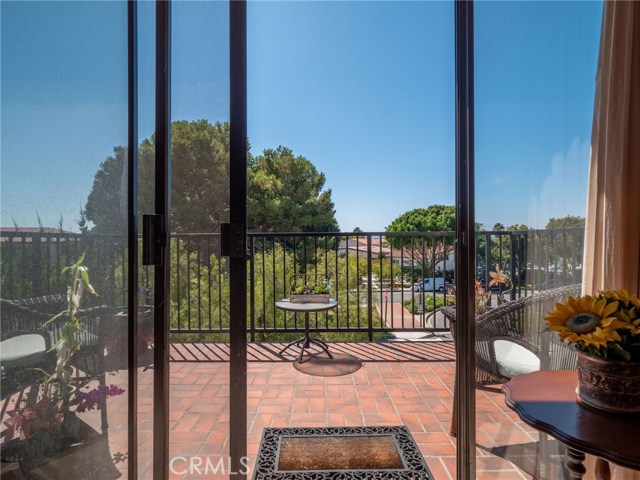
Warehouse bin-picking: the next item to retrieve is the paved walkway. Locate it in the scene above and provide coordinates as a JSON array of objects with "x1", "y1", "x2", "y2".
[{"x1": 375, "y1": 302, "x2": 452, "y2": 340}]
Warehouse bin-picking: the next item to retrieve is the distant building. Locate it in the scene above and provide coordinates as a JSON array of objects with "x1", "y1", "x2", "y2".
[
  {"x1": 338, "y1": 236, "x2": 454, "y2": 271},
  {"x1": 338, "y1": 237, "x2": 397, "y2": 259}
]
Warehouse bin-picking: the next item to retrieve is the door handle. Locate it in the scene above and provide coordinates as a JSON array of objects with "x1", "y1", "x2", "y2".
[
  {"x1": 221, "y1": 222, "x2": 245, "y2": 258},
  {"x1": 142, "y1": 214, "x2": 164, "y2": 265}
]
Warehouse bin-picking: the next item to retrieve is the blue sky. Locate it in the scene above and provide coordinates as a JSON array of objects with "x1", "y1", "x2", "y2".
[{"x1": 1, "y1": 1, "x2": 602, "y2": 233}]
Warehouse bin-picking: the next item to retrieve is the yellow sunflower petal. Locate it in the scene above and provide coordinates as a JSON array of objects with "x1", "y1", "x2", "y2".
[
  {"x1": 593, "y1": 297, "x2": 607, "y2": 315},
  {"x1": 601, "y1": 300, "x2": 619, "y2": 318}
]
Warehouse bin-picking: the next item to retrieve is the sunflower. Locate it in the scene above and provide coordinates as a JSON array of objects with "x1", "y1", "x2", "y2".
[
  {"x1": 606, "y1": 288, "x2": 640, "y2": 309},
  {"x1": 545, "y1": 295, "x2": 626, "y2": 349},
  {"x1": 601, "y1": 289, "x2": 640, "y2": 334}
]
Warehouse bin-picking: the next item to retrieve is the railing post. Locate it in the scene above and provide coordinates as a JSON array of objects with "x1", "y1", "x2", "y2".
[
  {"x1": 32, "y1": 234, "x2": 42, "y2": 297},
  {"x1": 367, "y1": 235, "x2": 373, "y2": 341},
  {"x1": 484, "y1": 232, "x2": 491, "y2": 304},
  {"x1": 510, "y1": 232, "x2": 517, "y2": 301},
  {"x1": 249, "y1": 235, "x2": 255, "y2": 342},
  {"x1": 7, "y1": 237, "x2": 15, "y2": 299}
]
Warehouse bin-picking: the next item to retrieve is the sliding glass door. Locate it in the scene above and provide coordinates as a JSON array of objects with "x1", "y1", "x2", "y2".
[
  {"x1": 1, "y1": 1, "x2": 133, "y2": 478},
  {"x1": 471, "y1": 2, "x2": 603, "y2": 478}
]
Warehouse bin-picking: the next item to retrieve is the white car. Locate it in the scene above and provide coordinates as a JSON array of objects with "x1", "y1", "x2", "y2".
[{"x1": 413, "y1": 277, "x2": 446, "y2": 292}]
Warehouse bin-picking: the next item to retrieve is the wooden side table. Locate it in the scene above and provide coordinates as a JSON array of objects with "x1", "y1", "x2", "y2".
[{"x1": 503, "y1": 370, "x2": 640, "y2": 480}]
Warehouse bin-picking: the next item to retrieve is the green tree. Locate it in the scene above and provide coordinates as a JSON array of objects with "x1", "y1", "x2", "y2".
[
  {"x1": 486, "y1": 224, "x2": 530, "y2": 274},
  {"x1": 85, "y1": 122, "x2": 338, "y2": 235},
  {"x1": 85, "y1": 120, "x2": 229, "y2": 234},
  {"x1": 538, "y1": 215, "x2": 585, "y2": 286},
  {"x1": 507, "y1": 224, "x2": 530, "y2": 231},
  {"x1": 247, "y1": 146, "x2": 339, "y2": 233},
  {"x1": 545, "y1": 215, "x2": 585, "y2": 229},
  {"x1": 385, "y1": 205, "x2": 456, "y2": 269},
  {"x1": 372, "y1": 258, "x2": 404, "y2": 284},
  {"x1": 387, "y1": 205, "x2": 455, "y2": 234},
  {"x1": 83, "y1": 146, "x2": 130, "y2": 234}
]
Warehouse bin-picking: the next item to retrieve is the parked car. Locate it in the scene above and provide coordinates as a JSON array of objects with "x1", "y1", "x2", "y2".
[{"x1": 413, "y1": 277, "x2": 446, "y2": 292}]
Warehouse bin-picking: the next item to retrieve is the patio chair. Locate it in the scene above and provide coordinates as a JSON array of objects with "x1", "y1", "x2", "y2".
[
  {"x1": 1, "y1": 296, "x2": 116, "y2": 433},
  {"x1": 1, "y1": 296, "x2": 116, "y2": 426},
  {"x1": 441, "y1": 283, "x2": 581, "y2": 436}
]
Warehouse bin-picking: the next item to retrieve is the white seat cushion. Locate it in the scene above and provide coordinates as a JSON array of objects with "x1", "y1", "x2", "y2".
[
  {"x1": 493, "y1": 340, "x2": 540, "y2": 378},
  {"x1": 1, "y1": 334, "x2": 48, "y2": 371}
]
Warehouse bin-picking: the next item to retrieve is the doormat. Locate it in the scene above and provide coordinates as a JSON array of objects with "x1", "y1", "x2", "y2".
[
  {"x1": 292, "y1": 352, "x2": 362, "y2": 377},
  {"x1": 253, "y1": 426, "x2": 433, "y2": 479}
]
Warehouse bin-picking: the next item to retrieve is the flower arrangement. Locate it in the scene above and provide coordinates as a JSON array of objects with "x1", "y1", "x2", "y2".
[
  {"x1": 445, "y1": 281, "x2": 491, "y2": 315},
  {"x1": 545, "y1": 288, "x2": 640, "y2": 361},
  {"x1": 474, "y1": 281, "x2": 491, "y2": 314},
  {"x1": 289, "y1": 275, "x2": 331, "y2": 304},
  {"x1": 444, "y1": 265, "x2": 511, "y2": 315},
  {"x1": 489, "y1": 264, "x2": 512, "y2": 304},
  {"x1": 488, "y1": 264, "x2": 511, "y2": 289},
  {"x1": 290, "y1": 283, "x2": 330, "y2": 295}
]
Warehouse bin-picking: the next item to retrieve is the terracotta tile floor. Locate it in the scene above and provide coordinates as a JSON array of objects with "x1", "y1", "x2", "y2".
[{"x1": 2, "y1": 341, "x2": 569, "y2": 479}]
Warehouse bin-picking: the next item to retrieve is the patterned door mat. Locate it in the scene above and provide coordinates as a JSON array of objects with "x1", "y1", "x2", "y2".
[{"x1": 253, "y1": 426, "x2": 433, "y2": 479}]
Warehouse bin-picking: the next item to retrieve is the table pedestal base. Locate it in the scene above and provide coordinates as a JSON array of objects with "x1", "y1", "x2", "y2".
[
  {"x1": 280, "y1": 336, "x2": 333, "y2": 363},
  {"x1": 567, "y1": 447, "x2": 587, "y2": 480},
  {"x1": 565, "y1": 449, "x2": 613, "y2": 480}
]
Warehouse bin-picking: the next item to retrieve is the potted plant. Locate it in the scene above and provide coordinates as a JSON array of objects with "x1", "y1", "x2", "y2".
[
  {"x1": 289, "y1": 275, "x2": 331, "y2": 304},
  {"x1": 545, "y1": 288, "x2": 640, "y2": 413},
  {"x1": 1, "y1": 254, "x2": 125, "y2": 471},
  {"x1": 446, "y1": 281, "x2": 492, "y2": 315}
]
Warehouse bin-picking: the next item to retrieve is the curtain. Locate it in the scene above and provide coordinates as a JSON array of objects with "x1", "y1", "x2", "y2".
[
  {"x1": 583, "y1": 0, "x2": 640, "y2": 297},
  {"x1": 583, "y1": 2, "x2": 640, "y2": 478}
]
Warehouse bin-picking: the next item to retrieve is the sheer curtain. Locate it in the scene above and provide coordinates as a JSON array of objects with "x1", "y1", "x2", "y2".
[
  {"x1": 583, "y1": 0, "x2": 640, "y2": 297},
  {"x1": 583, "y1": 2, "x2": 640, "y2": 478}
]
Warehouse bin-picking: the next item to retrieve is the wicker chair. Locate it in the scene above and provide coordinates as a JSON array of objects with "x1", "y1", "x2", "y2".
[
  {"x1": 1, "y1": 295, "x2": 116, "y2": 433},
  {"x1": 441, "y1": 283, "x2": 582, "y2": 436}
]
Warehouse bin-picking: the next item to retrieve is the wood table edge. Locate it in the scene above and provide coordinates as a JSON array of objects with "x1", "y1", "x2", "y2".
[{"x1": 502, "y1": 378, "x2": 640, "y2": 472}]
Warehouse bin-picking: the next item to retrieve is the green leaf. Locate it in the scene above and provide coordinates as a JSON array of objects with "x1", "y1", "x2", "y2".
[
  {"x1": 74, "y1": 252, "x2": 86, "y2": 268},
  {"x1": 44, "y1": 310, "x2": 66, "y2": 326},
  {"x1": 610, "y1": 343, "x2": 632, "y2": 361},
  {"x1": 47, "y1": 338, "x2": 63, "y2": 353}
]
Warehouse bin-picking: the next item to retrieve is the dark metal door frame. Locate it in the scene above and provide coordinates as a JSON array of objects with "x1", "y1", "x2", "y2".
[
  {"x1": 127, "y1": 1, "x2": 139, "y2": 479},
  {"x1": 145, "y1": 1, "x2": 249, "y2": 479},
  {"x1": 229, "y1": 0, "x2": 249, "y2": 478},
  {"x1": 154, "y1": 1, "x2": 171, "y2": 479},
  {"x1": 454, "y1": 1, "x2": 476, "y2": 479}
]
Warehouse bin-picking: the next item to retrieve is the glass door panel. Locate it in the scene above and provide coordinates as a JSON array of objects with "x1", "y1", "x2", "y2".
[
  {"x1": 136, "y1": 1, "x2": 157, "y2": 478},
  {"x1": 168, "y1": 2, "x2": 232, "y2": 478},
  {"x1": 473, "y1": 2, "x2": 603, "y2": 478},
  {"x1": 248, "y1": 1, "x2": 455, "y2": 478},
  {"x1": 1, "y1": 1, "x2": 131, "y2": 477}
]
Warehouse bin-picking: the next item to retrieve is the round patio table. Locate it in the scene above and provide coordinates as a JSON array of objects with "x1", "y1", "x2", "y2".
[{"x1": 275, "y1": 299, "x2": 338, "y2": 363}]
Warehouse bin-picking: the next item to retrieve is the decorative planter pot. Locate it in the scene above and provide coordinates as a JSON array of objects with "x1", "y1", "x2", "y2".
[
  {"x1": 577, "y1": 352, "x2": 640, "y2": 414},
  {"x1": 289, "y1": 294, "x2": 330, "y2": 304}
]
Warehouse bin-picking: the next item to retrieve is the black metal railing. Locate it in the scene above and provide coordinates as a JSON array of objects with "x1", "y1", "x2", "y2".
[{"x1": 0, "y1": 228, "x2": 584, "y2": 340}]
